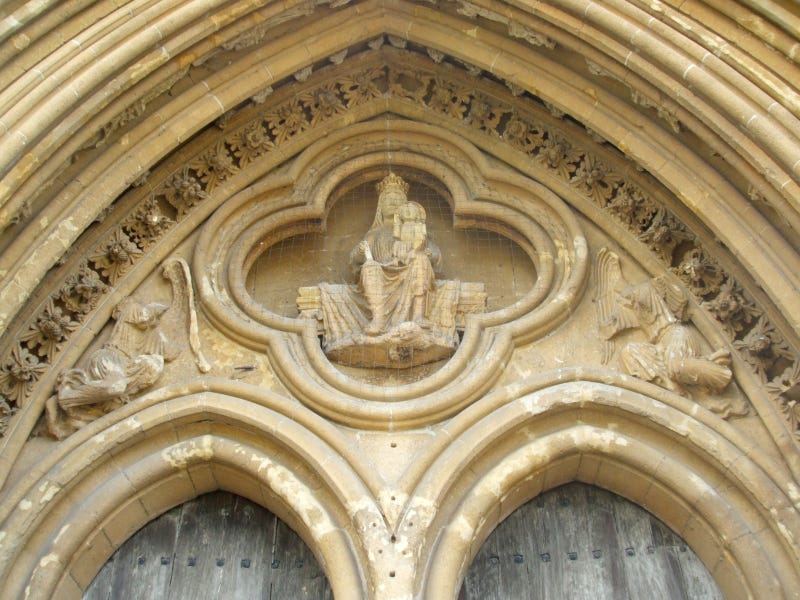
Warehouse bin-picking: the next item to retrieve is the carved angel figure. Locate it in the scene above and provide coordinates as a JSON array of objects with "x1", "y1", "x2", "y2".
[
  {"x1": 595, "y1": 248, "x2": 732, "y2": 397},
  {"x1": 46, "y1": 258, "x2": 209, "y2": 439}
]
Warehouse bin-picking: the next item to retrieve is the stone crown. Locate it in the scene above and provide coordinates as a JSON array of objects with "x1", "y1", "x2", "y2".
[{"x1": 376, "y1": 172, "x2": 409, "y2": 198}]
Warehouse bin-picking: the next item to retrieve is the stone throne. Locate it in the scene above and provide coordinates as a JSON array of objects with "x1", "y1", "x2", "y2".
[{"x1": 297, "y1": 173, "x2": 486, "y2": 368}]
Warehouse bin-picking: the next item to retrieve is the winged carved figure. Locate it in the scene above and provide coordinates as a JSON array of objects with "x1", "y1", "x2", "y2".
[
  {"x1": 46, "y1": 258, "x2": 209, "y2": 438},
  {"x1": 594, "y1": 247, "x2": 732, "y2": 398}
]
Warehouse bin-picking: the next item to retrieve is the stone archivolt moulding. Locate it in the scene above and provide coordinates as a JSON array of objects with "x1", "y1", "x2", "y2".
[
  {"x1": 0, "y1": 28, "x2": 799, "y2": 600},
  {"x1": 194, "y1": 121, "x2": 588, "y2": 428}
]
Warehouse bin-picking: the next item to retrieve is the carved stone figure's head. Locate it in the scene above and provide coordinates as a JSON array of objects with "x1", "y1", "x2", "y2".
[
  {"x1": 393, "y1": 201, "x2": 428, "y2": 249},
  {"x1": 113, "y1": 299, "x2": 168, "y2": 329},
  {"x1": 395, "y1": 200, "x2": 426, "y2": 224},
  {"x1": 375, "y1": 173, "x2": 409, "y2": 223}
]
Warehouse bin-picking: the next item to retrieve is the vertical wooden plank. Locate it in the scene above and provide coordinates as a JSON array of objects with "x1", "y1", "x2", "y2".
[
  {"x1": 266, "y1": 514, "x2": 333, "y2": 598},
  {"x1": 531, "y1": 492, "x2": 561, "y2": 600},
  {"x1": 217, "y1": 494, "x2": 275, "y2": 599},
  {"x1": 581, "y1": 484, "x2": 626, "y2": 598},
  {"x1": 86, "y1": 505, "x2": 179, "y2": 600},
  {"x1": 165, "y1": 493, "x2": 225, "y2": 599},
  {"x1": 241, "y1": 497, "x2": 275, "y2": 597},
  {"x1": 673, "y1": 546, "x2": 725, "y2": 600},
  {"x1": 460, "y1": 483, "x2": 725, "y2": 600},
  {"x1": 84, "y1": 492, "x2": 331, "y2": 600},
  {"x1": 612, "y1": 492, "x2": 669, "y2": 599}
]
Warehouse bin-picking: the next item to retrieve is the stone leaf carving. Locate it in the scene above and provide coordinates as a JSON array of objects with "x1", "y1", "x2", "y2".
[
  {"x1": 297, "y1": 173, "x2": 487, "y2": 368},
  {"x1": 46, "y1": 258, "x2": 209, "y2": 439},
  {"x1": 595, "y1": 248, "x2": 742, "y2": 413},
  {"x1": 0, "y1": 345, "x2": 47, "y2": 407}
]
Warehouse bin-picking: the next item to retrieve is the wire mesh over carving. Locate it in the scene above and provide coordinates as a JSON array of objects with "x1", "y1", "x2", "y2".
[
  {"x1": 295, "y1": 174, "x2": 487, "y2": 369},
  {"x1": 2, "y1": 46, "x2": 794, "y2": 435}
]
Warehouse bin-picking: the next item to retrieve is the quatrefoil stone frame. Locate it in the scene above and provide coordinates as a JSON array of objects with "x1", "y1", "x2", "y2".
[{"x1": 194, "y1": 120, "x2": 588, "y2": 429}]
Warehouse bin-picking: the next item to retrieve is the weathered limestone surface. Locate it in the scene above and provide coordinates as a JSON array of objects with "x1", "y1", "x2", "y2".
[{"x1": 0, "y1": 1, "x2": 799, "y2": 599}]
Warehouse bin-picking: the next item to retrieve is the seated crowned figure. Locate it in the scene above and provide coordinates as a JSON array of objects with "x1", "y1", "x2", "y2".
[
  {"x1": 358, "y1": 199, "x2": 436, "y2": 335},
  {"x1": 297, "y1": 173, "x2": 486, "y2": 368}
]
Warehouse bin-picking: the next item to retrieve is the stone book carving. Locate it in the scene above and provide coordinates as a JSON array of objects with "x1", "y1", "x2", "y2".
[
  {"x1": 45, "y1": 258, "x2": 209, "y2": 439},
  {"x1": 297, "y1": 173, "x2": 486, "y2": 368},
  {"x1": 595, "y1": 247, "x2": 735, "y2": 401}
]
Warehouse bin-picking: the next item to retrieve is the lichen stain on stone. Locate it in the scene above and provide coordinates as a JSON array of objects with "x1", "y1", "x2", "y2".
[
  {"x1": 598, "y1": 429, "x2": 629, "y2": 447},
  {"x1": 201, "y1": 325, "x2": 277, "y2": 387},
  {"x1": 254, "y1": 456, "x2": 335, "y2": 539},
  {"x1": 777, "y1": 518, "x2": 795, "y2": 545},
  {"x1": 38, "y1": 481, "x2": 60, "y2": 504},
  {"x1": 786, "y1": 482, "x2": 800, "y2": 507},
  {"x1": 392, "y1": 533, "x2": 410, "y2": 554},
  {"x1": 405, "y1": 495, "x2": 435, "y2": 529},
  {"x1": 511, "y1": 361, "x2": 531, "y2": 380},
  {"x1": 348, "y1": 496, "x2": 378, "y2": 517},
  {"x1": 19, "y1": 499, "x2": 32, "y2": 511},
  {"x1": 569, "y1": 426, "x2": 629, "y2": 450},
  {"x1": 452, "y1": 514, "x2": 475, "y2": 542},
  {"x1": 521, "y1": 395, "x2": 548, "y2": 416},
  {"x1": 37, "y1": 553, "x2": 60, "y2": 568},
  {"x1": 485, "y1": 452, "x2": 534, "y2": 497},
  {"x1": 250, "y1": 453, "x2": 273, "y2": 474},
  {"x1": 161, "y1": 435, "x2": 214, "y2": 468}
]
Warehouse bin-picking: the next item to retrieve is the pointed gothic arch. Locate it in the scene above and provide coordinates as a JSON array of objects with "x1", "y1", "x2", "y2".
[
  {"x1": 418, "y1": 379, "x2": 800, "y2": 599},
  {"x1": 0, "y1": 387, "x2": 370, "y2": 598},
  {"x1": 1, "y1": 2, "x2": 799, "y2": 599}
]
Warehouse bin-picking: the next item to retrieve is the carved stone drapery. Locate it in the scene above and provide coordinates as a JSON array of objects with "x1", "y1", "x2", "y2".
[{"x1": 595, "y1": 248, "x2": 746, "y2": 417}]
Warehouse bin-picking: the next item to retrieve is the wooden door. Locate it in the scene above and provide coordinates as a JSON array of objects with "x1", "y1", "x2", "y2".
[
  {"x1": 460, "y1": 482, "x2": 724, "y2": 599},
  {"x1": 84, "y1": 492, "x2": 332, "y2": 600}
]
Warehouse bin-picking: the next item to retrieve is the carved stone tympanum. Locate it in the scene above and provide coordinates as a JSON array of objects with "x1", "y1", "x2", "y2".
[{"x1": 298, "y1": 174, "x2": 486, "y2": 368}]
